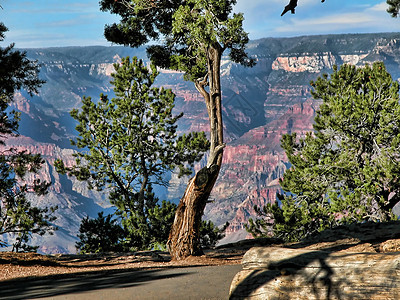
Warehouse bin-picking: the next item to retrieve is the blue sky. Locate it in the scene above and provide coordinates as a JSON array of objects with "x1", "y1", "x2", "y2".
[{"x1": 1, "y1": 0, "x2": 399, "y2": 48}]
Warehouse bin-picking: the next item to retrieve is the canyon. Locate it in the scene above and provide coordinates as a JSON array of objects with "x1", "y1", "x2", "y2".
[{"x1": 5, "y1": 32, "x2": 400, "y2": 253}]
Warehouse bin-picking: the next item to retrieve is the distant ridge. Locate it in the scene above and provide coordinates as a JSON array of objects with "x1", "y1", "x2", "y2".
[{"x1": 6, "y1": 31, "x2": 400, "y2": 253}]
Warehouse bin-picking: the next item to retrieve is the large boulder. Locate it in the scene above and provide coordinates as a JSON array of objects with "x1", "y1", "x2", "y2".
[
  {"x1": 229, "y1": 246, "x2": 400, "y2": 299},
  {"x1": 230, "y1": 222, "x2": 400, "y2": 299}
]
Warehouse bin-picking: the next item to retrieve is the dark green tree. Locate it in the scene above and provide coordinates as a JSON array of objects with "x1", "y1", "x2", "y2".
[
  {"x1": 76, "y1": 212, "x2": 124, "y2": 254},
  {"x1": 56, "y1": 56, "x2": 209, "y2": 251},
  {"x1": 199, "y1": 220, "x2": 228, "y2": 249},
  {"x1": 0, "y1": 23, "x2": 56, "y2": 251},
  {"x1": 248, "y1": 62, "x2": 400, "y2": 242},
  {"x1": 387, "y1": 0, "x2": 400, "y2": 17},
  {"x1": 100, "y1": 0, "x2": 254, "y2": 260},
  {"x1": 76, "y1": 201, "x2": 227, "y2": 253},
  {"x1": 146, "y1": 200, "x2": 178, "y2": 250}
]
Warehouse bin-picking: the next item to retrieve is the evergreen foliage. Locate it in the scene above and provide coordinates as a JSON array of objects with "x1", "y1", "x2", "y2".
[
  {"x1": 247, "y1": 62, "x2": 400, "y2": 242},
  {"x1": 56, "y1": 56, "x2": 209, "y2": 251},
  {"x1": 0, "y1": 23, "x2": 56, "y2": 251},
  {"x1": 199, "y1": 220, "x2": 229, "y2": 249},
  {"x1": 99, "y1": 0, "x2": 254, "y2": 259},
  {"x1": 118, "y1": 199, "x2": 178, "y2": 251},
  {"x1": 76, "y1": 212, "x2": 124, "y2": 254},
  {"x1": 146, "y1": 200, "x2": 178, "y2": 250},
  {"x1": 387, "y1": 0, "x2": 400, "y2": 17},
  {"x1": 76, "y1": 200, "x2": 178, "y2": 252},
  {"x1": 99, "y1": 0, "x2": 254, "y2": 78},
  {"x1": 76, "y1": 202, "x2": 227, "y2": 253}
]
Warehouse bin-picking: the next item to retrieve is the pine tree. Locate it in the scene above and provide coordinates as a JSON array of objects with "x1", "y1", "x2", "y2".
[
  {"x1": 99, "y1": 0, "x2": 254, "y2": 260},
  {"x1": 76, "y1": 201, "x2": 227, "y2": 252},
  {"x1": 248, "y1": 62, "x2": 400, "y2": 242},
  {"x1": 386, "y1": 0, "x2": 400, "y2": 17},
  {"x1": 76, "y1": 212, "x2": 124, "y2": 254},
  {"x1": 56, "y1": 56, "x2": 209, "y2": 251},
  {"x1": 199, "y1": 220, "x2": 229, "y2": 249},
  {"x1": 0, "y1": 23, "x2": 56, "y2": 251}
]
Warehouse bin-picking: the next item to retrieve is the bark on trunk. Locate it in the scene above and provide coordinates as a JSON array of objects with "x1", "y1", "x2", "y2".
[
  {"x1": 167, "y1": 43, "x2": 225, "y2": 260},
  {"x1": 167, "y1": 164, "x2": 220, "y2": 259}
]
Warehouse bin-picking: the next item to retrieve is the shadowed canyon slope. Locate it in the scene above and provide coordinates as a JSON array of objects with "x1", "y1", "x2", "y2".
[{"x1": 7, "y1": 33, "x2": 400, "y2": 252}]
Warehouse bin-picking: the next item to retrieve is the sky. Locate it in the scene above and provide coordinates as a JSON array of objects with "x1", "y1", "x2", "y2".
[{"x1": 1, "y1": 0, "x2": 399, "y2": 48}]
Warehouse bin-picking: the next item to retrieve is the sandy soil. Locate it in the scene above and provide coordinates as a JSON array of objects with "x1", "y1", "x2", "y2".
[{"x1": 0, "y1": 247, "x2": 245, "y2": 282}]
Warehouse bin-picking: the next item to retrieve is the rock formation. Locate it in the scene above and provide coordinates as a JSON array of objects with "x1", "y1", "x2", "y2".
[
  {"x1": 4, "y1": 32, "x2": 400, "y2": 253},
  {"x1": 229, "y1": 222, "x2": 400, "y2": 299}
]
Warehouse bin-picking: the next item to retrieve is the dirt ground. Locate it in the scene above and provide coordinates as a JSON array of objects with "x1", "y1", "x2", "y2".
[
  {"x1": 0, "y1": 246, "x2": 246, "y2": 282},
  {"x1": 2, "y1": 221, "x2": 400, "y2": 282}
]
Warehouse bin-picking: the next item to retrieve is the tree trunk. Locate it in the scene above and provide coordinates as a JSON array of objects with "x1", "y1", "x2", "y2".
[{"x1": 167, "y1": 43, "x2": 225, "y2": 260}]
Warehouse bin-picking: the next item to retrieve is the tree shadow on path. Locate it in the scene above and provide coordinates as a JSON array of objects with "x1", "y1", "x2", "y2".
[
  {"x1": 230, "y1": 221, "x2": 400, "y2": 299},
  {"x1": 0, "y1": 267, "x2": 191, "y2": 300}
]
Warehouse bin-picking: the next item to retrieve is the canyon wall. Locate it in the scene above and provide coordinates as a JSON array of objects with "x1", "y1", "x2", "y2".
[{"x1": 5, "y1": 32, "x2": 400, "y2": 252}]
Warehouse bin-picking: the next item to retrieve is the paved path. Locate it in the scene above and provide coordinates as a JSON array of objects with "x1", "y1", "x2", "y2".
[{"x1": 1, "y1": 264, "x2": 242, "y2": 300}]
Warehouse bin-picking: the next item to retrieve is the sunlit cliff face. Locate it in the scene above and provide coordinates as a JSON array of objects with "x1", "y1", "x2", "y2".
[{"x1": 6, "y1": 33, "x2": 400, "y2": 253}]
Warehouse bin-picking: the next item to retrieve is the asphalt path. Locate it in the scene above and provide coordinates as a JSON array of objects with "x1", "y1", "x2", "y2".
[{"x1": 1, "y1": 264, "x2": 242, "y2": 300}]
